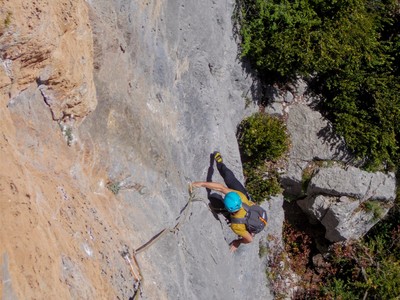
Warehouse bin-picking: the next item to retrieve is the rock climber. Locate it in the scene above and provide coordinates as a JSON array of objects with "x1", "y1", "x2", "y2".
[{"x1": 192, "y1": 151, "x2": 257, "y2": 252}]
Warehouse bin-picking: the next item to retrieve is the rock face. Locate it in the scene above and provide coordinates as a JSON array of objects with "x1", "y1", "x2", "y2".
[
  {"x1": 2, "y1": 0, "x2": 396, "y2": 298},
  {"x1": 1, "y1": 87, "x2": 136, "y2": 299},
  {"x1": 0, "y1": 0, "x2": 272, "y2": 299},
  {"x1": 308, "y1": 166, "x2": 396, "y2": 200},
  {"x1": 281, "y1": 103, "x2": 350, "y2": 196},
  {"x1": 78, "y1": 0, "x2": 270, "y2": 299},
  {"x1": 298, "y1": 166, "x2": 396, "y2": 242},
  {"x1": 280, "y1": 100, "x2": 397, "y2": 242},
  {"x1": 0, "y1": 0, "x2": 96, "y2": 121}
]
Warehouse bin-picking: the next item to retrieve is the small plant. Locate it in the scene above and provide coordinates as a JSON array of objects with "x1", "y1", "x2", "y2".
[
  {"x1": 64, "y1": 127, "x2": 73, "y2": 145},
  {"x1": 301, "y1": 163, "x2": 316, "y2": 194},
  {"x1": 59, "y1": 122, "x2": 74, "y2": 146},
  {"x1": 259, "y1": 241, "x2": 268, "y2": 258},
  {"x1": 0, "y1": 11, "x2": 12, "y2": 35},
  {"x1": 107, "y1": 181, "x2": 121, "y2": 195},
  {"x1": 4, "y1": 12, "x2": 12, "y2": 27},
  {"x1": 314, "y1": 159, "x2": 338, "y2": 168},
  {"x1": 362, "y1": 200, "x2": 384, "y2": 221},
  {"x1": 242, "y1": 92, "x2": 253, "y2": 109}
]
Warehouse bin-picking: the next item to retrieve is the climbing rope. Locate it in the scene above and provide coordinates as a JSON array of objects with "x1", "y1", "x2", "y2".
[
  {"x1": 123, "y1": 183, "x2": 231, "y2": 299},
  {"x1": 124, "y1": 183, "x2": 199, "y2": 299},
  {"x1": 134, "y1": 184, "x2": 196, "y2": 254}
]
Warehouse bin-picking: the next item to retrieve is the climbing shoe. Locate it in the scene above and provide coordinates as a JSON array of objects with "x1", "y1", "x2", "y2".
[{"x1": 213, "y1": 151, "x2": 223, "y2": 163}]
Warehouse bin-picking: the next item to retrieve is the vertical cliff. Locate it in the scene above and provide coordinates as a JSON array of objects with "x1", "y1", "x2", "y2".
[
  {"x1": 80, "y1": 0, "x2": 271, "y2": 298},
  {"x1": 0, "y1": 1, "x2": 140, "y2": 299},
  {"x1": 0, "y1": 0, "x2": 96, "y2": 121},
  {"x1": 1, "y1": 0, "x2": 273, "y2": 299}
]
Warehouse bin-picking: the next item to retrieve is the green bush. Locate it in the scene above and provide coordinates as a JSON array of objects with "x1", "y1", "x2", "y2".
[
  {"x1": 237, "y1": 112, "x2": 288, "y2": 202},
  {"x1": 320, "y1": 68, "x2": 400, "y2": 171},
  {"x1": 244, "y1": 166, "x2": 282, "y2": 203},
  {"x1": 239, "y1": 0, "x2": 322, "y2": 78},
  {"x1": 363, "y1": 200, "x2": 384, "y2": 221},
  {"x1": 238, "y1": 0, "x2": 394, "y2": 77},
  {"x1": 237, "y1": 112, "x2": 288, "y2": 165},
  {"x1": 237, "y1": 0, "x2": 400, "y2": 170}
]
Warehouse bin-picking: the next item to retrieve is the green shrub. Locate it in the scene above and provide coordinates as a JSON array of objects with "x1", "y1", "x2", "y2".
[
  {"x1": 362, "y1": 200, "x2": 384, "y2": 221},
  {"x1": 238, "y1": 0, "x2": 394, "y2": 77},
  {"x1": 237, "y1": 0, "x2": 400, "y2": 170},
  {"x1": 237, "y1": 112, "x2": 288, "y2": 165},
  {"x1": 258, "y1": 241, "x2": 268, "y2": 258},
  {"x1": 237, "y1": 112, "x2": 288, "y2": 202},
  {"x1": 301, "y1": 163, "x2": 317, "y2": 194},
  {"x1": 243, "y1": 165, "x2": 281, "y2": 203},
  {"x1": 238, "y1": 0, "x2": 322, "y2": 79},
  {"x1": 320, "y1": 69, "x2": 400, "y2": 171}
]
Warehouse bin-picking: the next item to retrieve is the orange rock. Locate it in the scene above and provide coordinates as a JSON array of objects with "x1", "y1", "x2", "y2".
[{"x1": 0, "y1": 0, "x2": 97, "y2": 123}]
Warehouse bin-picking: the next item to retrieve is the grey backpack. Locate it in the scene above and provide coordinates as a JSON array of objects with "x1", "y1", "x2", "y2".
[{"x1": 231, "y1": 203, "x2": 268, "y2": 234}]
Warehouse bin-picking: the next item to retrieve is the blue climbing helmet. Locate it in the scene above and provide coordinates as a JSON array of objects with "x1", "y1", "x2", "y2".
[{"x1": 224, "y1": 192, "x2": 242, "y2": 213}]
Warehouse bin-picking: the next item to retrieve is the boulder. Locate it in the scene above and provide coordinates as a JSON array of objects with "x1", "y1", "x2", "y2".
[
  {"x1": 321, "y1": 196, "x2": 375, "y2": 241},
  {"x1": 281, "y1": 103, "x2": 350, "y2": 196},
  {"x1": 297, "y1": 195, "x2": 333, "y2": 224},
  {"x1": 298, "y1": 166, "x2": 396, "y2": 242},
  {"x1": 308, "y1": 166, "x2": 396, "y2": 200},
  {"x1": 281, "y1": 97, "x2": 397, "y2": 242}
]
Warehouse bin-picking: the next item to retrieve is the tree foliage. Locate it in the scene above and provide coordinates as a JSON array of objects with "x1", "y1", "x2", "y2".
[
  {"x1": 237, "y1": 113, "x2": 288, "y2": 202},
  {"x1": 237, "y1": 0, "x2": 400, "y2": 170},
  {"x1": 237, "y1": 1, "x2": 400, "y2": 297},
  {"x1": 237, "y1": 112, "x2": 288, "y2": 164}
]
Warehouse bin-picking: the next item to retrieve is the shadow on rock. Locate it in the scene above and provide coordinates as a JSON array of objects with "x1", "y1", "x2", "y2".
[
  {"x1": 283, "y1": 200, "x2": 330, "y2": 254},
  {"x1": 206, "y1": 153, "x2": 231, "y2": 223}
]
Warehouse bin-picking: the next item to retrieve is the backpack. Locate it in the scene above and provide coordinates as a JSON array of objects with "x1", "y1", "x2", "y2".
[{"x1": 231, "y1": 203, "x2": 268, "y2": 234}]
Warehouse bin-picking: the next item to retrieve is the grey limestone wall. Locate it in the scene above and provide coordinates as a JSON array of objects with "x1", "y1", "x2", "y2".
[{"x1": 80, "y1": 0, "x2": 272, "y2": 299}]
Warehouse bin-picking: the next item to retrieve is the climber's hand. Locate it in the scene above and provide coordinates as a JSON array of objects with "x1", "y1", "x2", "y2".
[{"x1": 229, "y1": 239, "x2": 241, "y2": 252}]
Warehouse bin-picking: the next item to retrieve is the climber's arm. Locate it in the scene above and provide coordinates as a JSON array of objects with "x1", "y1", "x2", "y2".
[
  {"x1": 229, "y1": 231, "x2": 253, "y2": 252},
  {"x1": 192, "y1": 181, "x2": 232, "y2": 194}
]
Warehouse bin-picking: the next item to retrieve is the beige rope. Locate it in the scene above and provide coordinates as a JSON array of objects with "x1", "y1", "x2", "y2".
[
  {"x1": 125, "y1": 184, "x2": 230, "y2": 298},
  {"x1": 126, "y1": 183, "x2": 198, "y2": 299}
]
